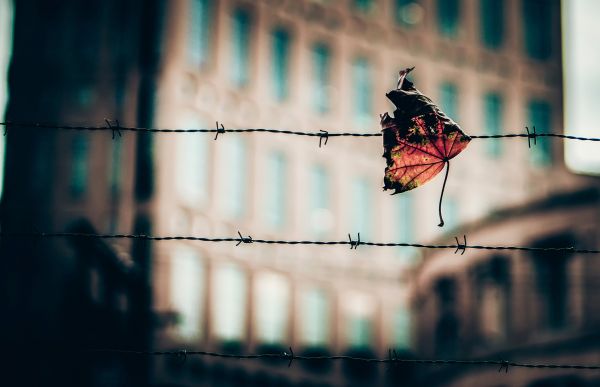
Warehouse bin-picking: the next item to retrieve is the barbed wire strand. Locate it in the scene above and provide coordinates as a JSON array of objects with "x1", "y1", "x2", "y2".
[
  {"x1": 1, "y1": 232, "x2": 598, "y2": 254},
  {"x1": 1, "y1": 122, "x2": 599, "y2": 142},
  {"x1": 88, "y1": 348, "x2": 600, "y2": 370}
]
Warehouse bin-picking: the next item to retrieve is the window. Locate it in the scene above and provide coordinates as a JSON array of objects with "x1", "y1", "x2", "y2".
[
  {"x1": 443, "y1": 196, "x2": 459, "y2": 229},
  {"x1": 353, "y1": 0, "x2": 373, "y2": 13},
  {"x1": 528, "y1": 100, "x2": 553, "y2": 166},
  {"x1": 393, "y1": 306, "x2": 411, "y2": 349},
  {"x1": 70, "y1": 134, "x2": 89, "y2": 197},
  {"x1": 219, "y1": 136, "x2": 246, "y2": 218},
  {"x1": 348, "y1": 317, "x2": 372, "y2": 348},
  {"x1": 522, "y1": 0, "x2": 552, "y2": 60},
  {"x1": 434, "y1": 278, "x2": 459, "y2": 356},
  {"x1": 312, "y1": 43, "x2": 331, "y2": 114},
  {"x1": 170, "y1": 246, "x2": 205, "y2": 340},
  {"x1": 480, "y1": 0, "x2": 504, "y2": 49},
  {"x1": 231, "y1": 8, "x2": 252, "y2": 87},
  {"x1": 271, "y1": 28, "x2": 291, "y2": 101},
  {"x1": 176, "y1": 119, "x2": 209, "y2": 207},
  {"x1": 254, "y1": 272, "x2": 290, "y2": 344},
  {"x1": 0, "y1": 0, "x2": 13, "y2": 199},
  {"x1": 301, "y1": 288, "x2": 329, "y2": 347},
  {"x1": 396, "y1": 192, "x2": 416, "y2": 258},
  {"x1": 309, "y1": 164, "x2": 332, "y2": 236},
  {"x1": 439, "y1": 82, "x2": 459, "y2": 121},
  {"x1": 345, "y1": 293, "x2": 375, "y2": 349},
  {"x1": 437, "y1": 0, "x2": 460, "y2": 38},
  {"x1": 108, "y1": 139, "x2": 122, "y2": 196},
  {"x1": 483, "y1": 93, "x2": 504, "y2": 157},
  {"x1": 351, "y1": 177, "x2": 371, "y2": 239},
  {"x1": 395, "y1": 0, "x2": 423, "y2": 27},
  {"x1": 352, "y1": 58, "x2": 373, "y2": 128},
  {"x1": 188, "y1": 0, "x2": 213, "y2": 67},
  {"x1": 474, "y1": 258, "x2": 509, "y2": 343},
  {"x1": 265, "y1": 151, "x2": 286, "y2": 227},
  {"x1": 213, "y1": 264, "x2": 247, "y2": 341}
]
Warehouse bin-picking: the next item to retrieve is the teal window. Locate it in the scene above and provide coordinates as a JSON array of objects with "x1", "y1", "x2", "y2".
[
  {"x1": 266, "y1": 151, "x2": 286, "y2": 227},
  {"x1": 231, "y1": 8, "x2": 252, "y2": 87},
  {"x1": 171, "y1": 246, "x2": 205, "y2": 340},
  {"x1": 302, "y1": 288, "x2": 329, "y2": 347},
  {"x1": 483, "y1": 93, "x2": 504, "y2": 157},
  {"x1": 309, "y1": 165, "x2": 331, "y2": 235},
  {"x1": 393, "y1": 306, "x2": 412, "y2": 349},
  {"x1": 396, "y1": 193, "x2": 417, "y2": 260},
  {"x1": 176, "y1": 119, "x2": 209, "y2": 206},
  {"x1": 439, "y1": 82, "x2": 459, "y2": 121},
  {"x1": 528, "y1": 100, "x2": 553, "y2": 166},
  {"x1": 352, "y1": 57, "x2": 373, "y2": 127},
  {"x1": 395, "y1": 0, "x2": 422, "y2": 27},
  {"x1": 351, "y1": 177, "x2": 371, "y2": 239},
  {"x1": 348, "y1": 316, "x2": 372, "y2": 348},
  {"x1": 213, "y1": 264, "x2": 247, "y2": 341},
  {"x1": 443, "y1": 197, "x2": 459, "y2": 229},
  {"x1": 109, "y1": 140, "x2": 122, "y2": 196},
  {"x1": 70, "y1": 134, "x2": 89, "y2": 197},
  {"x1": 437, "y1": 0, "x2": 460, "y2": 38},
  {"x1": 522, "y1": 0, "x2": 552, "y2": 60},
  {"x1": 271, "y1": 28, "x2": 291, "y2": 101},
  {"x1": 310, "y1": 165, "x2": 329, "y2": 213},
  {"x1": 312, "y1": 43, "x2": 331, "y2": 114},
  {"x1": 354, "y1": 0, "x2": 373, "y2": 13},
  {"x1": 255, "y1": 272, "x2": 290, "y2": 344},
  {"x1": 221, "y1": 137, "x2": 247, "y2": 218},
  {"x1": 188, "y1": 0, "x2": 212, "y2": 67},
  {"x1": 480, "y1": 0, "x2": 504, "y2": 49}
]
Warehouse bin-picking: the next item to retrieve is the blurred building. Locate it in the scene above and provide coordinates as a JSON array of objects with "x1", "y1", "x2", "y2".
[{"x1": 1, "y1": 0, "x2": 598, "y2": 386}]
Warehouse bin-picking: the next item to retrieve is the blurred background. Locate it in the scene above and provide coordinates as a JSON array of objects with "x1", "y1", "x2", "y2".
[{"x1": 0, "y1": 0, "x2": 599, "y2": 386}]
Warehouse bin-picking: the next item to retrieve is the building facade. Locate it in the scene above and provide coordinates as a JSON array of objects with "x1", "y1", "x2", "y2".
[{"x1": 1, "y1": 0, "x2": 593, "y2": 386}]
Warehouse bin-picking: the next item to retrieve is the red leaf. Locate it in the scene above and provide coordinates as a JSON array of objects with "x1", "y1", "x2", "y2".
[{"x1": 381, "y1": 68, "x2": 471, "y2": 226}]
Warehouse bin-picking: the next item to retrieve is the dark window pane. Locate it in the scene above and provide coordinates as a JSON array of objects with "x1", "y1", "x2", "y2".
[
  {"x1": 354, "y1": 0, "x2": 373, "y2": 13},
  {"x1": 231, "y1": 8, "x2": 252, "y2": 87},
  {"x1": 483, "y1": 92, "x2": 504, "y2": 157},
  {"x1": 70, "y1": 134, "x2": 89, "y2": 197},
  {"x1": 352, "y1": 57, "x2": 372, "y2": 127},
  {"x1": 522, "y1": 0, "x2": 552, "y2": 60},
  {"x1": 437, "y1": 0, "x2": 461, "y2": 38},
  {"x1": 480, "y1": 0, "x2": 504, "y2": 48},
  {"x1": 312, "y1": 43, "x2": 331, "y2": 114},
  {"x1": 439, "y1": 82, "x2": 459, "y2": 121},
  {"x1": 188, "y1": 0, "x2": 213, "y2": 67},
  {"x1": 271, "y1": 28, "x2": 291, "y2": 101}
]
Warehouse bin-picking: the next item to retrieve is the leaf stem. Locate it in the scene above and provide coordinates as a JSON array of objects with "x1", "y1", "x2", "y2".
[{"x1": 438, "y1": 161, "x2": 450, "y2": 227}]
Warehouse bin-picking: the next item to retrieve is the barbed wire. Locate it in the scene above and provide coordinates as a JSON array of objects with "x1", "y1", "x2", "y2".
[
  {"x1": 1, "y1": 122, "x2": 599, "y2": 145},
  {"x1": 1, "y1": 231, "x2": 598, "y2": 254},
  {"x1": 88, "y1": 348, "x2": 600, "y2": 371}
]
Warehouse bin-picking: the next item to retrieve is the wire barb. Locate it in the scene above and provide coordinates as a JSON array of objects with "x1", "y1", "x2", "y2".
[
  {"x1": 498, "y1": 360, "x2": 510, "y2": 373},
  {"x1": 105, "y1": 119, "x2": 122, "y2": 139},
  {"x1": 526, "y1": 126, "x2": 537, "y2": 148},
  {"x1": 236, "y1": 231, "x2": 253, "y2": 246},
  {"x1": 176, "y1": 349, "x2": 187, "y2": 365},
  {"x1": 454, "y1": 235, "x2": 467, "y2": 255},
  {"x1": 284, "y1": 347, "x2": 294, "y2": 367},
  {"x1": 348, "y1": 233, "x2": 361, "y2": 250},
  {"x1": 318, "y1": 130, "x2": 329, "y2": 147},
  {"x1": 214, "y1": 121, "x2": 226, "y2": 140}
]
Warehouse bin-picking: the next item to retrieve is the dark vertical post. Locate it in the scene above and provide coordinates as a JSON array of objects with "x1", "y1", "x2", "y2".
[{"x1": 128, "y1": 0, "x2": 164, "y2": 384}]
